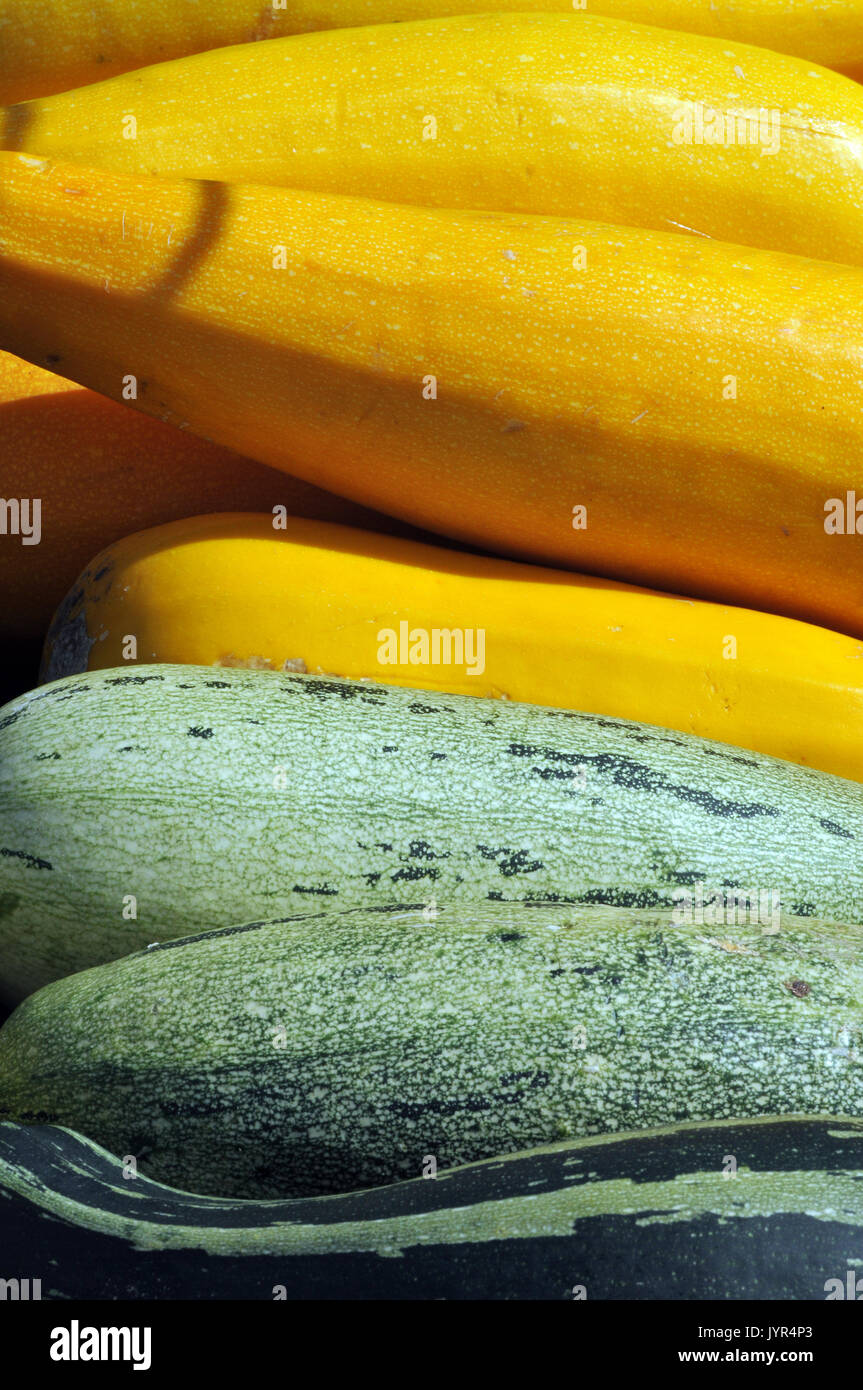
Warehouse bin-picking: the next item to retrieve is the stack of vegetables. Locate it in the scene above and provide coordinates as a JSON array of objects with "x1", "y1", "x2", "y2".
[{"x1": 2, "y1": 1, "x2": 863, "y2": 1301}]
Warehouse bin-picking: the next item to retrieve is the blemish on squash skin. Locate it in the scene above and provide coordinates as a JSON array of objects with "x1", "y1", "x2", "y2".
[
  {"x1": 784, "y1": 979, "x2": 811, "y2": 997},
  {"x1": 214, "y1": 655, "x2": 311, "y2": 674},
  {"x1": 818, "y1": 817, "x2": 853, "y2": 840},
  {"x1": 2, "y1": 109, "x2": 37, "y2": 151},
  {"x1": 704, "y1": 937, "x2": 756, "y2": 955},
  {"x1": 0, "y1": 848, "x2": 52, "y2": 871},
  {"x1": 216, "y1": 654, "x2": 276, "y2": 670}
]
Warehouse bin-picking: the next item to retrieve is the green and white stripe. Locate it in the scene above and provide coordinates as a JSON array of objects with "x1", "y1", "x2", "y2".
[{"x1": 2, "y1": 1116, "x2": 863, "y2": 1299}]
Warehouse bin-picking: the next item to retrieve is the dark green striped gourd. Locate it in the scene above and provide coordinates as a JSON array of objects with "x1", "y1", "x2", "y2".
[
  {"x1": 2, "y1": 1116, "x2": 863, "y2": 1300},
  {"x1": 3, "y1": 902, "x2": 863, "y2": 1197},
  {"x1": 3, "y1": 664, "x2": 863, "y2": 1001}
]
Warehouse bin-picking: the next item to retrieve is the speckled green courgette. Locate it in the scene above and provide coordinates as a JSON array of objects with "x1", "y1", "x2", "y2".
[
  {"x1": 2, "y1": 902, "x2": 863, "y2": 1198},
  {"x1": 3, "y1": 664, "x2": 863, "y2": 1003},
  {"x1": 2, "y1": 1115, "x2": 863, "y2": 1300}
]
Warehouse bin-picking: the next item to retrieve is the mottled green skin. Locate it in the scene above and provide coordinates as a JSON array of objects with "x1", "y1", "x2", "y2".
[
  {"x1": 3, "y1": 1117, "x2": 863, "y2": 1299},
  {"x1": 2, "y1": 903, "x2": 863, "y2": 1198},
  {"x1": 2, "y1": 664, "x2": 863, "y2": 1002}
]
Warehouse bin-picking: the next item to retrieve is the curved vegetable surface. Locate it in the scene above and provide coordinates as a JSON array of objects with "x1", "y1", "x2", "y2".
[
  {"x1": 6, "y1": 15, "x2": 863, "y2": 266},
  {"x1": 2, "y1": 1116, "x2": 862, "y2": 1299},
  {"x1": 3, "y1": 904, "x2": 863, "y2": 1197},
  {"x1": 2, "y1": 157, "x2": 863, "y2": 636},
  {"x1": 40, "y1": 511, "x2": 863, "y2": 784},
  {"x1": 4, "y1": 665, "x2": 863, "y2": 1002},
  {"x1": 0, "y1": 353, "x2": 417, "y2": 642},
  {"x1": 2, "y1": 1, "x2": 862, "y2": 105}
]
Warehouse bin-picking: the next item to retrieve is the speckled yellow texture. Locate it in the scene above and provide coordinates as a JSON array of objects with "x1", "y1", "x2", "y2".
[
  {"x1": 43, "y1": 511, "x2": 863, "y2": 784},
  {"x1": 6, "y1": 15, "x2": 863, "y2": 265},
  {"x1": 2, "y1": 2, "x2": 863, "y2": 105},
  {"x1": 1, "y1": 155, "x2": 862, "y2": 634}
]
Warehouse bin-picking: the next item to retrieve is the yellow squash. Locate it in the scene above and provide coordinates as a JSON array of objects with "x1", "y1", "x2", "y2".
[
  {"x1": 2, "y1": 154, "x2": 863, "y2": 639},
  {"x1": 6, "y1": 14, "x2": 863, "y2": 266},
  {"x1": 1, "y1": 1, "x2": 862, "y2": 104},
  {"x1": 0, "y1": 350, "x2": 424, "y2": 641},
  {"x1": 40, "y1": 512, "x2": 863, "y2": 784}
]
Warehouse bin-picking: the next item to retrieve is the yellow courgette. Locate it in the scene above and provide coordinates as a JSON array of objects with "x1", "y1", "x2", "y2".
[
  {"x1": 1, "y1": 1, "x2": 862, "y2": 104},
  {"x1": 6, "y1": 15, "x2": 863, "y2": 265},
  {"x1": 0, "y1": 351, "x2": 423, "y2": 640},
  {"x1": 39, "y1": 512, "x2": 863, "y2": 783},
  {"x1": 2, "y1": 155, "x2": 863, "y2": 639}
]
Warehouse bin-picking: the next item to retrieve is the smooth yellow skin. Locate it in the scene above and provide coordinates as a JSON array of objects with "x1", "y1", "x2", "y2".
[
  {"x1": 1, "y1": 1, "x2": 862, "y2": 104},
  {"x1": 0, "y1": 350, "x2": 426, "y2": 640},
  {"x1": 44, "y1": 511, "x2": 863, "y2": 782},
  {"x1": 2, "y1": 154, "x2": 863, "y2": 638},
  {"x1": 6, "y1": 14, "x2": 863, "y2": 265}
]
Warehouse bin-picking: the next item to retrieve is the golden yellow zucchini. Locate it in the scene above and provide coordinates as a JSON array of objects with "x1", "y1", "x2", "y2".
[
  {"x1": 40, "y1": 511, "x2": 863, "y2": 783},
  {"x1": 1, "y1": 1, "x2": 862, "y2": 105},
  {"x1": 0, "y1": 351, "x2": 427, "y2": 641},
  {"x1": 6, "y1": 15, "x2": 863, "y2": 266},
  {"x1": 2, "y1": 156, "x2": 863, "y2": 640}
]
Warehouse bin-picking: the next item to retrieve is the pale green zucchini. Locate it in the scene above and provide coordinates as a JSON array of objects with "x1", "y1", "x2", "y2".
[
  {"x1": 3, "y1": 664, "x2": 863, "y2": 1001},
  {"x1": 2, "y1": 903, "x2": 863, "y2": 1198},
  {"x1": 3, "y1": 1115, "x2": 863, "y2": 1300}
]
